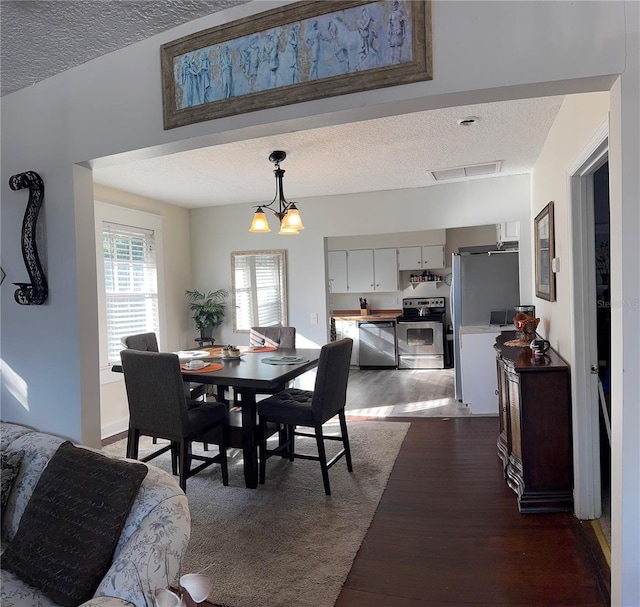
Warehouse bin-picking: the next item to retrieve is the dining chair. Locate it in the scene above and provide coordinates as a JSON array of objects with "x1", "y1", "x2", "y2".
[
  {"x1": 249, "y1": 326, "x2": 296, "y2": 349},
  {"x1": 121, "y1": 332, "x2": 207, "y2": 402},
  {"x1": 256, "y1": 338, "x2": 353, "y2": 495},
  {"x1": 120, "y1": 349, "x2": 228, "y2": 491}
]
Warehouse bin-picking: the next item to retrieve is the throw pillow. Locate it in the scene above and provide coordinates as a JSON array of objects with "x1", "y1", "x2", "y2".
[
  {"x1": 1, "y1": 441, "x2": 147, "y2": 607},
  {"x1": 0, "y1": 449, "x2": 24, "y2": 515}
]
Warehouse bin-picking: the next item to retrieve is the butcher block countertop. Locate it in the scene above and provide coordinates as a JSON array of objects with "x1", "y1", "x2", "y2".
[{"x1": 332, "y1": 309, "x2": 401, "y2": 321}]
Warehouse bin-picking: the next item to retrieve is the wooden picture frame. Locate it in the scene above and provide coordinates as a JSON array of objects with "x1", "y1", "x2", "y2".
[
  {"x1": 161, "y1": 0, "x2": 432, "y2": 129},
  {"x1": 534, "y1": 201, "x2": 556, "y2": 302}
]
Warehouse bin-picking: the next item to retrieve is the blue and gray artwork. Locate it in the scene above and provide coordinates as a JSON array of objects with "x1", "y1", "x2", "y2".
[{"x1": 173, "y1": 0, "x2": 412, "y2": 110}]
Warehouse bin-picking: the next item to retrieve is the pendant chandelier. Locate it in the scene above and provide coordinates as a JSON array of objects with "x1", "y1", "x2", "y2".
[{"x1": 249, "y1": 150, "x2": 304, "y2": 235}]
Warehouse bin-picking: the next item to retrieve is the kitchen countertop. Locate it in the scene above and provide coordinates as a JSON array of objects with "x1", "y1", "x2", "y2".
[{"x1": 332, "y1": 309, "x2": 401, "y2": 321}]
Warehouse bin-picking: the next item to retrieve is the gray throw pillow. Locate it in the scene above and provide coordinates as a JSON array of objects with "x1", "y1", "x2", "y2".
[
  {"x1": 1, "y1": 441, "x2": 147, "y2": 607},
  {"x1": 0, "y1": 449, "x2": 24, "y2": 515}
]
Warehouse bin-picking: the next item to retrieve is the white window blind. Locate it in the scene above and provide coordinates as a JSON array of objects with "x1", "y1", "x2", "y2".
[
  {"x1": 102, "y1": 221, "x2": 159, "y2": 362},
  {"x1": 234, "y1": 254, "x2": 285, "y2": 331}
]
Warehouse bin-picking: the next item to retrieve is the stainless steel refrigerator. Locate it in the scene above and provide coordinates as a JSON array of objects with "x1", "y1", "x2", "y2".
[{"x1": 451, "y1": 250, "x2": 520, "y2": 401}]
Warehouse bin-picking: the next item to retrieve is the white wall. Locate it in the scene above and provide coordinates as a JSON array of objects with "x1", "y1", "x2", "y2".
[
  {"x1": 1, "y1": 2, "x2": 638, "y2": 603},
  {"x1": 531, "y1": 92, "x2": 610, "y2": 356},
  {"x1": 190, "y1": 175, "x2": 531, "y2": 346}
]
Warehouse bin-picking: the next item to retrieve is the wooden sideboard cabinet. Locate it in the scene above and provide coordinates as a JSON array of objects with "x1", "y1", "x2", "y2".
[{"x1": 494, "y1": 332, "x2": 573, "y2": 513}]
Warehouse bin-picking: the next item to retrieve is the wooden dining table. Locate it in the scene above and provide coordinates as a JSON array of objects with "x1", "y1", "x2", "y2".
[{"x1": 114, "y1": 346, "x2": 321, "y2": 489}]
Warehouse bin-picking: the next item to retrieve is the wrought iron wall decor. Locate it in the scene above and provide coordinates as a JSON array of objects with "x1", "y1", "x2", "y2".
[{"x1": 9, "y1": 170, "x2": 48, "y2": 305}]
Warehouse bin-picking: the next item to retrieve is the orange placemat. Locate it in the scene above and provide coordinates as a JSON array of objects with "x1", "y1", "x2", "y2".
[
  {"x1": 180, "y1": 362, "x2": 223, "y2": 373},
  {"x1": 245, "y1": 346, "x2": 277, "y2": 353}
]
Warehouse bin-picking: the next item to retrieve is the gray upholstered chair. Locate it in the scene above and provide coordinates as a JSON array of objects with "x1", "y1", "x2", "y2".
[
  {"x1": 121, "y1": 332, "x2": 159, "y2": 352},
  {"x1": 120, "y1": 349, "x2": 228, "y2": 491},
  {"x1": 249, "y1": 326, "x2": 296, "y2": 349},
  {"x1": 257, "y1": 338, "x2": 353, "y2": 495},
  {"x1": 121, "y1": 332, "x2": 207, "y2": 402}
]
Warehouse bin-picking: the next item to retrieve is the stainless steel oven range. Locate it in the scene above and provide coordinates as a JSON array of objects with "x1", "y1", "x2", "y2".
[{"x1": 396, "y1": 297, "x2": 446, "y2": 369}]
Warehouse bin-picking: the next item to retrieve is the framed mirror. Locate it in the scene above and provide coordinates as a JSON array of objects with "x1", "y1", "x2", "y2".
[
  {"x1": 534, "y1": 201, "x2": 556, "y2": 302},
  {"x1": 231, "y1": 250, "x2": 288, "y2": 332}
]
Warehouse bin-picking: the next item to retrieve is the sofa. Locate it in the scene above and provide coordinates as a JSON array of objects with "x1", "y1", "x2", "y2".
[{"x1": 0, "y1": 422, "x2": 191, "y2": 607}]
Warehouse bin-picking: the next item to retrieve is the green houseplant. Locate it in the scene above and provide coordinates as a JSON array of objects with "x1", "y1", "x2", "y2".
[{"x1": 185, "y1": 288, "x2": 228, "y2": 341}]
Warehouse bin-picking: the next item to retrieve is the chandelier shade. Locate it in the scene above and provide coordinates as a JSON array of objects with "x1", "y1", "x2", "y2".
[{"x1": 249, "y1": 151, "x2": 304, "y2": 235}]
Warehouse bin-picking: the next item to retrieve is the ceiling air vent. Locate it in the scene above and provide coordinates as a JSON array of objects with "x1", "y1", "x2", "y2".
[{"x1": 429, "y1": 161, "x2": 502, "y2": 182}]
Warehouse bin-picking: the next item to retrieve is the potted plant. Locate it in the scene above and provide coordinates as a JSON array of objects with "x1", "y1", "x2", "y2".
[{"x1": 185, "y1": 288, "x2": 228, "y2": 342}]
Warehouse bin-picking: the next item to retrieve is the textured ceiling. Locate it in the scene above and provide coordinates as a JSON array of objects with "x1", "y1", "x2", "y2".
[
  {"x1": 0, "y1": 0, "x2": 248, "y2": 96},
  {"x1": 1, "y1": 0, "x2": 564, "y2": 208},
  {"x1": 93, "y1": 96, "x2": 564, "y2": 208}
]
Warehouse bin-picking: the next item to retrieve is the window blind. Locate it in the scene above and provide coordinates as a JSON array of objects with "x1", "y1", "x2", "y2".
[
  {"x1": 234, "y1": 254, "x2": 284, "y2": 330},
  {"x1": 102, "y1": 221, "x2": 159, "y2": 362}
]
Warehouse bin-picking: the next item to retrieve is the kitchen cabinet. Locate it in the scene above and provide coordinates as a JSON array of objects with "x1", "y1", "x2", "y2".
[
  {"x1": 328, "y1": 250, "x2": 348, "y2": 293},
  {"x1": 398, "y1": 245, "x2": 445, "y2": 270},
  {"x1": 344, "y1": 248, "x2": 398, "y2": 293},
  {"x1": 494, "y1": 332, "x2": 573, "y2": 513},
  {"x1": 334, "y1": 319, "x2": 360, "y2": 366},
  {"x1": 496, "y1": 221, "x2": 520, "y2": 244},
  {"x1": 347, "y1": 249, "x2": 375, "y2": 293},
  {"x1": 373, "y1": 248, "x2": 398, "y2": 291}
]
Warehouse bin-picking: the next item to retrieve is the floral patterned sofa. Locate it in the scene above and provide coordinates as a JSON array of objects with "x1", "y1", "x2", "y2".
[{"x1": 0, "y1": 422, "x2": 191, "y2": 607}]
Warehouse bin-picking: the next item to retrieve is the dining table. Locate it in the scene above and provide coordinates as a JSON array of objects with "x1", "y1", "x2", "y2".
[{"x1": 113, "y1": 346, "x2": 321, "y2": 489}]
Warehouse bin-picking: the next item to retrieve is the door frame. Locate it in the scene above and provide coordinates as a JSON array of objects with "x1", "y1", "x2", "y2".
[{"x1": 567, "y1": 120, "x2": 608, "y2": 520}]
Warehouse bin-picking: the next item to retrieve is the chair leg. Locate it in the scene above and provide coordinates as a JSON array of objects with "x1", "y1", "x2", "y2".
[
  {"x1": 314, "y1": 424, "x2": 331, "y2": 496},
  {"x1": 171, "y1": 442, "x2": 178, "y2": 475},
  {"x1": 178, "y1": 439, "x2": 191, "y2": 492},
  {"x1": 338, "y1": 409, "x2": 353, "y2": 472},
  {"x1": 127, "y1": 428, "x2": 141, "y2": 460},
  {"x1": 259, "y1": 420, "x2": 268, "y2": 485},
  {"x1": 219, "y1": 425, "x2": 229, "y2": 486},
  {"x1": 287, "y1": 425, "x2": 295, "y2": 461},
  {"x1": 126, "y1": 426, "x2": 136, "y2": 459}
]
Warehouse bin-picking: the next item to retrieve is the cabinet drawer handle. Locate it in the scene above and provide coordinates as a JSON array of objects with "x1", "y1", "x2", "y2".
[{"x1": 495, "y1": 390, "x2": 499, "y2": 395}]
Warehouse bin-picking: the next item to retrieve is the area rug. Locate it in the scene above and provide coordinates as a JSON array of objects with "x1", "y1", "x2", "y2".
[{"x1": 103, "y1": 420, "x2": 409, "y2": 607}]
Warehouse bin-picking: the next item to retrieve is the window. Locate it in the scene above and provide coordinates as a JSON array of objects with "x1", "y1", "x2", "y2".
[
  {"x1": 102, "y1": 222, "x2": 159, "y2": 361},
  {"x1": 231, "y1": 250, "x2": 287, "y2": 331},
  {"x1": 95, "y1": 204, "x2": 164, "y2": 373}
]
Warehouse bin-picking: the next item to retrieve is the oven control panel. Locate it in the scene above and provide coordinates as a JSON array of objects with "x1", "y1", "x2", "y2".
[{"x1": 402, "y1": 297, "x2": 445, "y2": 309}]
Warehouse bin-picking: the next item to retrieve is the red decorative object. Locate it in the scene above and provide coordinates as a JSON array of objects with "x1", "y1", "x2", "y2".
[{"x1": 513, "y1": 312, "x2": 540, "y2": 345}]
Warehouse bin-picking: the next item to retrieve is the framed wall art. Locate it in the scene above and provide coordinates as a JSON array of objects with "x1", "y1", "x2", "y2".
[
  {"x1": 161, "y1": 0, "x2": 432, "y2": 129},
  {"x1": 534, "y1": 201, "x2": 556, "y2": 302}
]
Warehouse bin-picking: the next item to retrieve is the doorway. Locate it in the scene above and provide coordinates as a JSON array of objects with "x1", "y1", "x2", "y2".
[{"x1": 593, "y1": 162, "x2": 611, "y2": 549}]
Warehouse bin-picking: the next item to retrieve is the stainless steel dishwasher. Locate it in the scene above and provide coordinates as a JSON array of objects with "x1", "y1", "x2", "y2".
[{"x1": 358, "y1": 320, "x2": 397, "y2": 368}]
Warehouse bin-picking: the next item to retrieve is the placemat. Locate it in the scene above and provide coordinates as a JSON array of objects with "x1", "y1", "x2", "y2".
[
  {"x1": 261, "y1": 356, "x2": 308, "y2": 365},
  {"x1": 180, "y1": 362, "x2": 224, "y2": 373}
]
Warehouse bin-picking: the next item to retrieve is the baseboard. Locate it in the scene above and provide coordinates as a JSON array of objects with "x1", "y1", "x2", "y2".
[{"x1": 101, "y1": 418, "x2": 129, "y2": 440}]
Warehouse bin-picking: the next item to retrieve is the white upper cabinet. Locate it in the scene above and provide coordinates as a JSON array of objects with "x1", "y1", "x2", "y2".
[
  {"x1": 496, "y1": 221, "x2": 520, "y2": 243},
  {"x1": 421, "y1": 245, "x2": 445, "y2": 269},
  {"x1": 373, "y1": 248, "x2": 398, "y2": 292},
  {"x1": 328, "y1": 250, "x2": 348, "y2": 293},
  {"x1": 397, "y1": 246, "x2": 422, "y2": 271},
  {"x1": 347, "y1": 249, "x2": 375, "y2": 293},
  {"x1": 329, "y1": 248, "x2": 399, "y2": 293},
  {"x1": 398, "y1": 245, "x2": 445, "y2": 270}
]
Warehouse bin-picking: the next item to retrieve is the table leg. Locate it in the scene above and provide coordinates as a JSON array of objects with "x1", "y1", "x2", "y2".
[{"x1": 236, "y1": 388, "x2": 259, "y2": 489}]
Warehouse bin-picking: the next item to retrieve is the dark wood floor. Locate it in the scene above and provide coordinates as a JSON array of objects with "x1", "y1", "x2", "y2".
[
  {"x1": 335, "y1": 417, "x2": 608, "y2": 607},
  {"x1": 109, "y1": 368, "x2": 609, "y2": 607}
]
